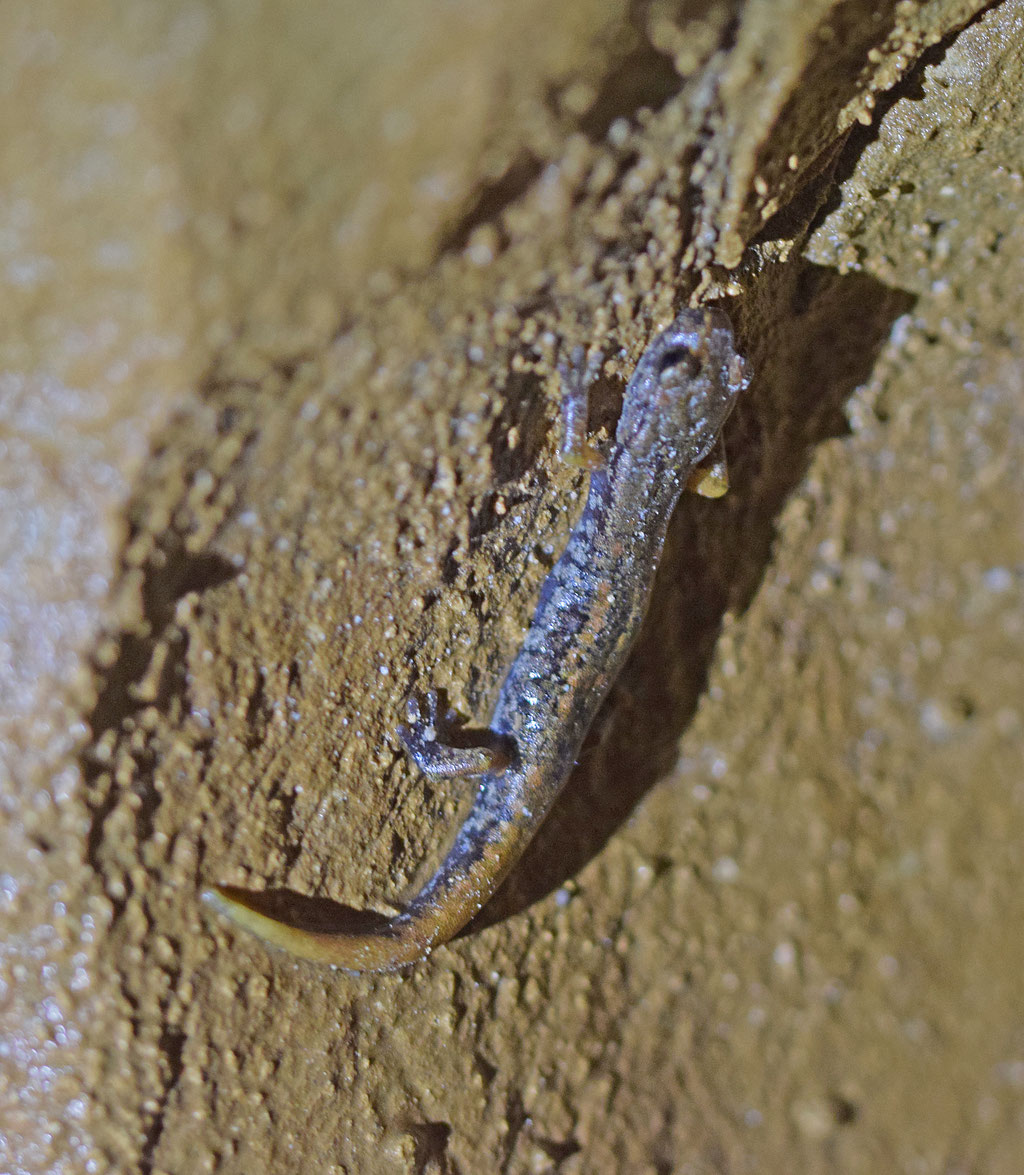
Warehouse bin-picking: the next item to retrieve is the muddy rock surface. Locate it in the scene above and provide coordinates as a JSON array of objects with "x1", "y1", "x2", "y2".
[{"x1": 3, "y1": 1, "x2": 1023, "y2": 1171}]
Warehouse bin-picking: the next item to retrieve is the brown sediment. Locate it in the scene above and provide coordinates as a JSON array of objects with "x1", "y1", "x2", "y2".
[{"x1": 6, "y1": 0, "x2": 1024, "y2": 1172}]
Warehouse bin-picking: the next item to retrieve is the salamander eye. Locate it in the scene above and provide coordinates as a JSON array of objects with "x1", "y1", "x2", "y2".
[{"x1": 655, "y1": 346, "x2": 699, "y2": 383}]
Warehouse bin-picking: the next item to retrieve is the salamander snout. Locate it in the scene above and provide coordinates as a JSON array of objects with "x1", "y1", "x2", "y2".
[{"x1": 614, "y1": 306, "x2": 751, "y2": 464}]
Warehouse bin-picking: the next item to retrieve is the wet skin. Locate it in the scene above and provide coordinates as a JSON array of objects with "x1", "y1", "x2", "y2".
[{"x1": 205, "y1": 307, "x2": 750, "y2": 971}]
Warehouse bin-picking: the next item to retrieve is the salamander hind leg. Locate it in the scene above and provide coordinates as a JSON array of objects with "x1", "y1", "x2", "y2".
[
  {"x1": 203, "y1": 689, "x2": 513, "y2": 972},
  {"x1": 398, "y1": 690, "x2": 510, "y2": 779}
]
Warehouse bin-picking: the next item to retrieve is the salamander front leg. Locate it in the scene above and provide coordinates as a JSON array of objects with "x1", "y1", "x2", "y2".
[
  {"x1": 557, "y1": 344, "x2": 606, "y2": 470},
  {"x1": 686, "y1": 435, "x2": 730, "y2": 498},
  {"x1": 558, "y1": 343, "x2": 730, "y2": 496}
]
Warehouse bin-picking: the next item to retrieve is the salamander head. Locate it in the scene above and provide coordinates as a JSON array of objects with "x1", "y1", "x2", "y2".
[{"x1": 614, "y1": 307, "x2": 751, "y2": 474}]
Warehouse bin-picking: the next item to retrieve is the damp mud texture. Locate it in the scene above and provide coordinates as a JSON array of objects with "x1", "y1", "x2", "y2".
[{"x1": 4, "y1": 1, "x2": 1024, "y2": 1171}]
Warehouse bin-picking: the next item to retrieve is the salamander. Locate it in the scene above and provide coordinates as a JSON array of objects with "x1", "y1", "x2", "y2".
[{"x1": 204, "y1": 306, "x2": 750, "y2": 971}]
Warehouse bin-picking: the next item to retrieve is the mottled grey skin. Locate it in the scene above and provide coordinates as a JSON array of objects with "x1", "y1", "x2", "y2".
[{"x1": 205, "y1": 307, "x2": 750, "y2": 970}]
